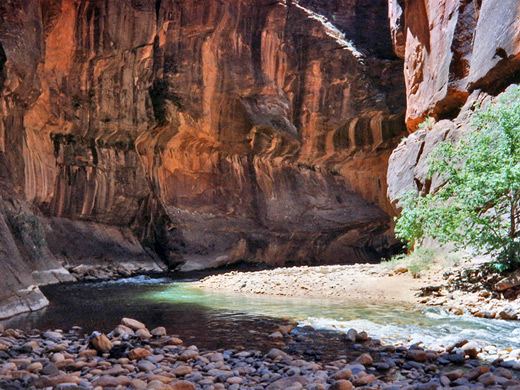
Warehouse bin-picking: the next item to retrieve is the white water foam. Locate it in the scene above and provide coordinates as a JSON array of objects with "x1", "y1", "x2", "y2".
[
  {"x1": 300, "y1": 309, "x2": 520, "y2": 361},
  {"x1": 104, "y1": 275, "x2": 172, "y2": 285}
]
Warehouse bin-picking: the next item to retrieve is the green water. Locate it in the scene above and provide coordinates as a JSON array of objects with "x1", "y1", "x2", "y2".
[
  {"x1": 3, "y1": 276, "x2": 520, "y2": 360},
  {"x1": 150, "y1": 282, "x2": 520, "y2": 354}
]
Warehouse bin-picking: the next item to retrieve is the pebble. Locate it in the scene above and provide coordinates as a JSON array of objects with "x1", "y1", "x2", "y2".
[
  {"x1": 114, "y1": 324, "x2": 135, "y2": 337},
  {"x1": 446, "y1": 369, "x2": 464, "y2": 380},
  {"x1": 52, "y1": 352, "x2": 66, "y2": 363},
  {"x1": 173, "y1": 365, "x2": 192, "y2": 376},
  {"x1": 462, "y1": 341, "x2": 480, "y2": 359},
  {"x1": 137, "y1": 360, "x2": 156, "y2": 372},
  {"x1": 151, "y1": 327, "x2": 167, "y2": 337},
  {"x1": 329, "y1": 379, "x2": 353, "y2": 390},
  {"x1": 478, "y1": 372, "x2": 496, "y2": 386},
  {"x1": 170, "y1": 380, "x2": 196, "y2": 390},
  {"x1": 345, "y1": 329, "x2": 357, "y2": 342},
  {"x1": 135, "y1": 328, "x2": 152, "y2": 339},
  {"x1": 41, "y1": 362, "x2": 59, "y2": 376},
  {"x1": 0, "y1": 319, "x2": 517, "y2": 390},
  {"x1": 128, "y1": 348, "x2": 151, "y2": 360},
  {"x1": 26, "y1": 362, "x2": 43, "y2": 373},
  {"x1": 407, "y1": 349, "x2": 427, "y2": 362},
  {"x1": 90, "y1": 333, "x2": 112, "y2": 353},
  {"x1": 131, "y1": 378, "x2": 148, "y2": 389},
  {"x1": 355, "y1": 353, "x2": 373, "y2": 365},
  {"x1": 121, "y1": 317, "x2": 146, "y2": 330}
]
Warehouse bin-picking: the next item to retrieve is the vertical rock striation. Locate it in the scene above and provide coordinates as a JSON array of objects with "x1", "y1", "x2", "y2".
[
  {"x1": 387, "y1": 0, "x2": 520, "y2": 207},
  {"x1": 388, "y1": 0, "x2": 520, "y2": 131},
  {"x1": 140, "y1": 0, "x2": 406, "y2": 269},
  {"x1": 0, "y1": 0, "x2": 406, "y2": 316}
]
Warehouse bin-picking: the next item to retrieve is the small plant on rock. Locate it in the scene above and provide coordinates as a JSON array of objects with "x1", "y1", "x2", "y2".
[{"x1": 395, "y1": 86, "x2": 520, "y2": 271}]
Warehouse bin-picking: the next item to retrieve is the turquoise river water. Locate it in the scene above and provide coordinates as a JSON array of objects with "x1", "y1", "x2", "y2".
[{"x1": 1, "y1": 275, "x2": 519, "y2": 360}]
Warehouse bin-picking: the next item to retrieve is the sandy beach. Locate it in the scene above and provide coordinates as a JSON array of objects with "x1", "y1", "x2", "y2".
[{"x1": 194, "y1": 263, "x2": 444, "y2": 305}]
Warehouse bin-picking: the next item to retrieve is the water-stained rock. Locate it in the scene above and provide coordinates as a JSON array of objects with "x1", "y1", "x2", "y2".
[
  {"x1": 0, "y1": 0, "x2": 407, "y2": 316},
  {"x1": 390, "y1": 0, "x2": 520, "y2": 130}
]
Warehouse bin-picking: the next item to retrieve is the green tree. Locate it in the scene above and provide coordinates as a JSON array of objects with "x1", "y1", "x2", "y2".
[{"x1": 395, "y1": 86, "x2": 520, "y2": 269}]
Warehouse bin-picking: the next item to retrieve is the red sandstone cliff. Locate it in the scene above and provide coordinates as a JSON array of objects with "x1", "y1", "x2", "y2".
[
  {"x1": 387, "y1": 0, "x2": 520, "y2": 206},
  {"x1": 0, "y1": 0, "x2": 406, "y2": 317}
]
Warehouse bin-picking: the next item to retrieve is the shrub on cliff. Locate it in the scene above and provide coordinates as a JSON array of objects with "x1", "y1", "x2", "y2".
[{"x1": 395, "y1": 86, "x2": 520, "y2": 269}]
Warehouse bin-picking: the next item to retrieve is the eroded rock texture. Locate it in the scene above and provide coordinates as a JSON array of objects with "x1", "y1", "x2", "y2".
[
  {"x1": 0, "y1": 0, "x2": 406, "y2": 316},
  {"x1": 388, "y1": 1, "x2": 520, "y2": 210},
  {"x1": 389, "y1": 0, "x2": 520, "y2": 131}
]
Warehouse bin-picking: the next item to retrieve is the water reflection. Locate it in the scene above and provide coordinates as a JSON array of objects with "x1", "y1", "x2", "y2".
[{"x1": 2, "y1": 277, "x2": 520, "y2": 359}]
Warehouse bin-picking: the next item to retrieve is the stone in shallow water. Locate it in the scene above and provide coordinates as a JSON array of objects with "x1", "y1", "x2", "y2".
[
  {"x1": 461, "y1": 341, "x2": 480, "y2": 359},
  {"x1": 355, "y1": 331, "x2": 368, "y2": 342}
]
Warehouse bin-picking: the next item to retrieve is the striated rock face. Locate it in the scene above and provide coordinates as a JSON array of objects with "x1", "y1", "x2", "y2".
[
  {"x1": 138, "y1": 0, "x2": 406, "y2": 268},
  {"x1": 0, "y1": 0, "x2": 406, "y2": 316},
  {"x1": 389, "y1": 0, "x2": 520, "y2": 131},
  {"x1": 387, "y1": 1, "x2": 520, "y2": 210}
]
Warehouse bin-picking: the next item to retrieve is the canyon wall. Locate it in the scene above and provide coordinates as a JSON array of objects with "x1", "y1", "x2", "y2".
[
  {"x1": 0, "y1": 0, "x2": 406, "y2": 317},
  {"x1": 387, "y1": 0, "x2": 520, "y2": 206}
]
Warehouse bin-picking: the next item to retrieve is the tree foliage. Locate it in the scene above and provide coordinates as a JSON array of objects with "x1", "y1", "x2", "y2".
[{"x1": 395, "y1": 86, "x2": 520, "y2": 268}]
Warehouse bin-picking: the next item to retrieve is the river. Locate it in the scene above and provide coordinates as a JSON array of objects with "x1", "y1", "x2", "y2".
[{"x1": 2, "y1": 275, "x2": 519, "y2": 361}]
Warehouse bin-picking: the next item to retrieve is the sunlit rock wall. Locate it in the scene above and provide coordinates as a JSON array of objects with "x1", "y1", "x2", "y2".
[
  {"x1": 388, "y1": 0, "x2": 520, "y2": 205},
  {"x1": 0, "y1": 0, "x2": 406, "y2": 316}
]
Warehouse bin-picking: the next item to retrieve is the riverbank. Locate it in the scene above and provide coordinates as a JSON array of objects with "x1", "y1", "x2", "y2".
[
  {"x1": 1, "y1": 317, "x2": 519, "y2": 390},
  {"x1": 195, "y1": 264, "x2": 439, "y2": 305},
  {"x1": 195, "y1": 258, "x2": 520, "y2": 321}
]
